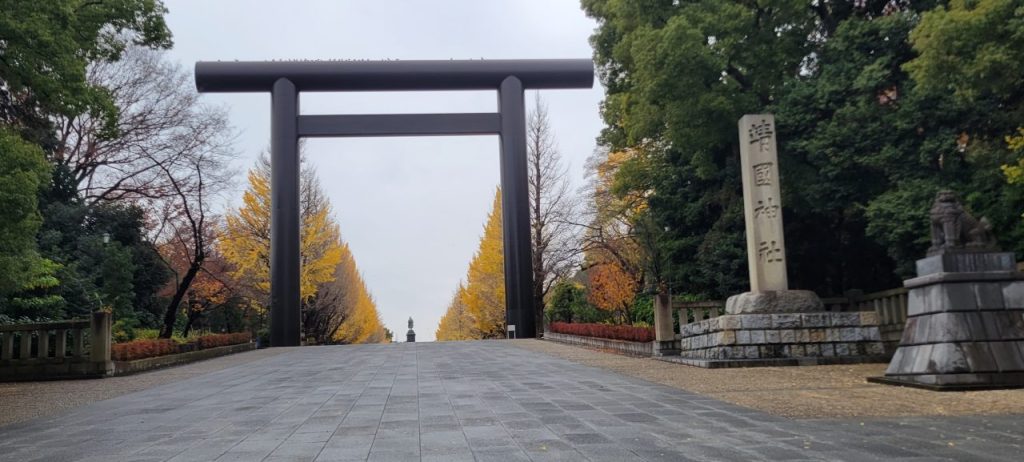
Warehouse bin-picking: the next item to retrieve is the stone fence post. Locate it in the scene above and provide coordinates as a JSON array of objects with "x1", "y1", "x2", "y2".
[
  {"x1": 90, "y1": 311, "x2": 113, "y2": 376},
  {"x1": 653, "y1": 290, "x2": 680, "y2": 356}
]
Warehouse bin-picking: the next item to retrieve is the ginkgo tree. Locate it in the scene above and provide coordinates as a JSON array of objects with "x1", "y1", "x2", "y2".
[
  {"x1": 220, "y1": 154, "x2": 385, "y2": 344},
  {"x1": 435, "y1": 284, "x2": 477, "y2": 341},
  {"x1": 462, "y1": 189, "x2": 507, "y2": 338},
  {"x1": 221, "y1": 154, "x2": 342, "y2": 305},
  {"x1": 437, "y1": 188, "x2": 507, "y2": 340},
  {"x1": 326, "y1": 243, "x2": 388, "y2": 344}
]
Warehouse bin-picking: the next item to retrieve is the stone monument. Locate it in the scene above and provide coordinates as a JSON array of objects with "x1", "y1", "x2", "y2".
[
  {"x1": 729, "y1": 114, "x2": 821, "y2": 314},
  {"x1": 869, "y1": 191, "x2": 1024, "y2": 390},
  {"x1": 655, "y1": 114, "x2": 886, "y2": 367},
  {"x1": 406, "y1": 317, "x2": 416, "y2": 343}
]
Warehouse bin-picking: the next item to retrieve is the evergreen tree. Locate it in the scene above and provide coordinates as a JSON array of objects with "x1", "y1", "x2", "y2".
[
  {"x1": 582, "y1": 0, "x2": 1024, "y2": 296},
  {"x1": 0, "y1": 129, "x2": 51, "y2": 298},
  {"x1": 0, "y1": 0, "x2": 172, "y2": 146},
  {"x1": 582, "y1": 0, "x2": 819, "y2": 298}
]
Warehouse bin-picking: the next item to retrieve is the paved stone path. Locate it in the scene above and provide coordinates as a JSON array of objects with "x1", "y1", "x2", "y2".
[
  {"x1": 0, "y1": 348, "x2": 288, "y2": 427},
  {"x1": 0, "y1": 342, "x2": 1021, "y2": 461}
]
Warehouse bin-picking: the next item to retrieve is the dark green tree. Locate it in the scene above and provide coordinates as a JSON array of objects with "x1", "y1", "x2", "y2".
[
  {"x1": 773, "y1": 12, "x2": 955, "y2": 283},
  {"x1": 903, "y1": 0, "x2": 1024, "y2": 252},
  {"x1": 1, "y1": 0, "x2": 174, "y2": 322},
  {"x1": 0, "y1": 129, "x2": 52, "y2": 297},
  {"x1": 905, "y1": 0, "x2": 1024, "y2": 107},
  {"x1": 582, "y1": 0, "x2": 1022, "y2": 297},
  {"x1": 36, "y1": 168, "x2": 169, "y2": 323},
  {"x1": 546, "y1": 279, "x2": 610, "y2": 324},
  {"x1": 581, "y1": 0, "x2": 820, "y2": 297},
  {"x1": 0, "y1": 0, "x2": 172, "y2": 145}
]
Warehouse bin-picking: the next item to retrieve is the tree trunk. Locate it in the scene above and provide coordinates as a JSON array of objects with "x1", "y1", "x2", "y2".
[
  {"x1": 533, "y1": 258, "x2": 545, "y2": 334},
  {"x1": 181, "y1": 309, "x2": 199, "y2": 338},
  {"x1": 159, "y1": 260, "x2": 201, "y2": 338}
]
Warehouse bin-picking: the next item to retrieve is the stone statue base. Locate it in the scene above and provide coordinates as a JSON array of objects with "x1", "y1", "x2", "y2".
[
  {"x1": 657, "y1": 290, "x2": 886, "y2": 368},
  {"x1": 869, "y1": 252, "x2": 1024, "y2": 390},
  {"x1": 725, "y1": 290, "x2": 823, "y2": 314}
]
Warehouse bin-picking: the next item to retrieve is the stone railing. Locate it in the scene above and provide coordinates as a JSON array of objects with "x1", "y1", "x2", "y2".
[
  {"x1": 675, "y1": 300, "x2": 726, "y2": 324},
  {"x1": 849, "y1": 288, "x2": 909, "y2": 320},
  {"x1": 0, "y1": 312, "x2": 113, "y2": 381},
  {"x1": 847, "y1": 288, "x2": 908, "y2": 352},
  {"x1": 670, "y1": 287, "x2": 908, "y2": 354}
]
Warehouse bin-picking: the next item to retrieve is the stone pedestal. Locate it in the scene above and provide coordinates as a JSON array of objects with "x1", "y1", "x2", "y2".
[
  {"x1": 661, "y1": 301, "x2": 886, "y2": 368},
  {"x1": 725, "y1": 290, "x2": 823, "y2": 314},
  {"x1": 869, "y1": 252, "x2": 1024, "y2": 390}
]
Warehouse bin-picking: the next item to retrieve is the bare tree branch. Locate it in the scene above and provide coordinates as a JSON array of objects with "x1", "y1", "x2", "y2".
[
  {"x1": 52, "y1": 46, "x2": 236, "y2": 206},
  {"x1": 527, "y1": 93, "x2": 582, "y2": 330}
]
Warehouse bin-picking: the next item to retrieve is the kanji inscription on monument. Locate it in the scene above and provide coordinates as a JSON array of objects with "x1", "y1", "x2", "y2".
[{"x1": 739, "y1": 114, "x2": 788, "y2": 291}]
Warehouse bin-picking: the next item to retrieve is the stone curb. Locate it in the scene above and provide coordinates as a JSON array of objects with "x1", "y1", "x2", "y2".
[
  {"x1": 113, "y1": 342, "x2": 255, "y2": 376},
  {"x1": 659, "y1": 354, "x2": 890, "y2": 369},
  {"x1": 543, "y1": 332, "x2": 652, "y2": 357}
]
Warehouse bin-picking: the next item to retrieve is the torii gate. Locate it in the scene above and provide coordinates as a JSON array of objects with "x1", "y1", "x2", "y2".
[{"x1": 194, "y1": 59, "x2": 593, "y2": 346}]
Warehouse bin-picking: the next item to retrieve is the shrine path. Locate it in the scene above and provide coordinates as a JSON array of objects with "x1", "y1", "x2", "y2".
[{"x1": 0, "y1": 341, "x2": 1021, "y2": 461}]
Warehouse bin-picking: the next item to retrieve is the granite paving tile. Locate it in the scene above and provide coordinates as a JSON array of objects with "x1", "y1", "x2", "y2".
[{"x1": 1, "y1": 341, "x2": 1023, "y2": 461}]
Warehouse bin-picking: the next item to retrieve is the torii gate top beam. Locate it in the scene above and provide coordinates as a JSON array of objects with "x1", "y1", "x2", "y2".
[{"x1": 194, "y1": 59, "x2": 593, "y2": 93}]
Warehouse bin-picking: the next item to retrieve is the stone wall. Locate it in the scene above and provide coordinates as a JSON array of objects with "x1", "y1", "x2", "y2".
[
  {"x1": 544, "y1": 332, "x2": 652, "y2": 357},
  {"x1": 661, "y1": 311, "x2": 887, "y2": 367},
  {"x1": 668, "y1": 288, "x2": 909, "y2": 357},
  {"x1": 113, "y1": 342, "x2": 255, "y2": 376}
]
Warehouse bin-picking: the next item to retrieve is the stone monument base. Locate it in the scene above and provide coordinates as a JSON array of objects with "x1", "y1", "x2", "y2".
[
  {"x1": 724, "y1": 290, "x2": 823, "y2": 314},
  {"x1": 867, "y1": 373, "x2": 1024, "y2": 391},
  {"x1": 870, "y1": 252, "x2": 1024, "y2": 391},
  {"x1": 657, "y1": 291, "x2": 887, "y2": 368}
]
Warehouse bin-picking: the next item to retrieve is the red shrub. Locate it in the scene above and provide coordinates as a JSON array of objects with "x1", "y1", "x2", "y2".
[
  {"x1": 193, "y1": 333, "x2": 250, "y2": 349},
  {"x1": 549, "y1": 322, "x2": 654, "y2": 343},
  {"x1": 112, "y1": 333, "x2": 250, "y2": 361},
  {"x1": 112, "y1": 339, "x2": 179, "y2": 361}
]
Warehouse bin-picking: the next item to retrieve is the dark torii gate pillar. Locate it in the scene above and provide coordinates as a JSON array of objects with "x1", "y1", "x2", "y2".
[{"x1": 195, "y1": 59, "x2": 593, "y2": 346}]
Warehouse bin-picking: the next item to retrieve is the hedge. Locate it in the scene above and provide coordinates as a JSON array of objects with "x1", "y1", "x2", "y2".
[
  {"x1": 112, "y1": 333, "x2": 251, "y2": 361},
  {"x1": 549, "y1": 322, "x2": 654, "y2": 343},
  {"x1": 195, "y1": 333, "x2": 251, "y2": 349}
]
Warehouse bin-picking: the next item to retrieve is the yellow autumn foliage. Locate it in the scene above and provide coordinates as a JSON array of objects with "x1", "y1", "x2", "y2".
[
  {"x1": 220, "y1": 168, "x2": 272, "y2": 297},
  {"x1": 332, "y1": 247, "x2": 387, "y2": 344},
  {"x1": 435, "y1": 284, "x2": 478, "y2": 341},
  {"x1": 220, "y1": 155, "x2": 385, "y2": 343},
  {"x1": 300, "y1": 207, "x2": 343, "y2": 301},
  {"x1": 220, "y1": 157, "x2": 341, "y2": 305},
  {"x1": 1003, "y1": 128, "x2": 1024, "y2": 186},
  {"x1": 584, "y1": 148, "x2": 648, "y2": 300},
  {"x1": 437, "y1": 188, "x2": 506, "y2": 340}
]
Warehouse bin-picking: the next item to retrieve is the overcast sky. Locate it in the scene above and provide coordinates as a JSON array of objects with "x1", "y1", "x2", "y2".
[{"x1": 164, "y1": 0, "x2": 604, "y2": 341}]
